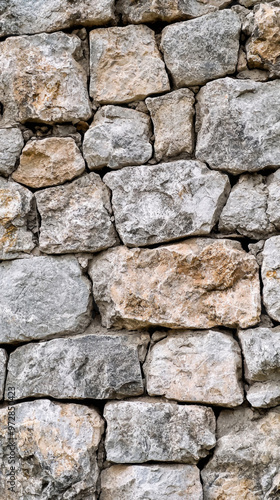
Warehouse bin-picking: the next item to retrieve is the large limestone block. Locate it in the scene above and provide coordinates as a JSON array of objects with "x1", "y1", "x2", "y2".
[
  {"x1": 160, "y1": 11, "x2": 240, "y2": 87},
  {"x1": 0, "y1": 0, "x2": 115, "y2": 36},
  {"x1": 202, "y1": 407, "x2": 280, "y2": 499},
  {"x1": 0, "y1": 128, "x2": 24, "y2": 176},
  {"x1": 83, "y1": 105, "x2": 152, "y2": 170},
  {"x1": 144, "y1": 330, "x2": 244, "y2": 407},
  {"x1": 100, "y1": 464, "x2": 203, "y2": 500},
  {"x1": 104, "y1": 161, "x2": 230, "y2": 247},
  {"x1": 196, "y1": 78, "x2": 280, "y2": 174},
  {"x1": 145, "y1": 89, "x2": 195, "y2": 160},
  {"x1": 262, "y1": 236, "x2": 280, "y2": 322},
  {"x1": 36, "y1": 173, "x2": 118, "y2": 254},
  {"x1": 0, "y1": 399, "x2": 104, "y2": 499},
  {"x1": 0, "y1": 32, "x2": 91, "y2": 126},
  {"x1": 104, "y1": 400, "x2": 216, "y2": 464},
  {"x1": 0, "y1": 256, "x2": 92, "y2": 343},
  {"x1": 12, "y1": 137, "x2": 85, "y2": 188},
  {"x1": 89, "y1": 25, "x2": 170, "y2": 104},
  {"x1": 0, "y1": 178, "x2": 35, "y2": 260},
  {"x1": 0, "y1": 350, "x2": 7, "y2": 399},
  {"x1": 238, "y1": 326, "x2": 280, "y2": 408},
  {"x1": 89, "y1": 238, "x2": 261, "y2": 330}
]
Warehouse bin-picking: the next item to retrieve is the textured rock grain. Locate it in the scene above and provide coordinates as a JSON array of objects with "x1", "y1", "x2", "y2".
[
  {"x1": 0, "y1": 350, "x2": 7, "y2": 399},
  {"x1": 262, "y1": 236, "x2": 280, "y2": 322},
  {"x1": 0, "y1": 128, "x2": 24, "y2": 176}
]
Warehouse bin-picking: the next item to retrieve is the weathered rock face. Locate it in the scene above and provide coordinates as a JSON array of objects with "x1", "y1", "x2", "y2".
[
  {"x1": 144, "y1": 330, "x2": 244, "y2": 407},
  {"x1": 0, "y1": 349, "x2": 7, "y2": 399},
  {"x1": 0, "y1": 399, "x2": 104, "y2": 499},
  {"x1": 100, "y1": 464, "x2": 203, "y2": 500},
  {"x1": 83, "y1": 106, "x2": 152, "y2": 170},
  {"x1": 238, "y1": 326, "x2": 280, "y2": 408},
  {"x1": 0, "y1": 128, "x2": 24, "y2": 176},
  {"x1": 104, "y1": 161, "x2": 230, "y2": 247},
  {"x1": 104, "y1": 400, "x2": 216, "y2": 464},
  {"x1": 196, "y1": 78, "x2": 280, "y2": 173},
  {"x1": 89, "y1": 238, "x2": 261, "y2": 330},
  {"x1": 262, "y1": 236, "x2": 280, "y2": 322},
  {"x1": 0, "y1": 32, "x2": 91, "y2": 126},
  {"x1": 145, "y1": 89, "x2": 195, "y2": 160},
  {"x1": 89, "y1": 25, "x2": 170, "y2": 104},
  {"x1": 35, "y1": 173, "x2": 118, "y2": 254},
  {"x1": 161, "y1": 11, "x2": 240, "y2": 87},
  {"x1": 0, "y1": 256, "x2": 91, "y2": 343},
  {"x1": 202, "y1": 407, "x2": 280, "y2": 499},
  {"x1": 0, "y1": 178, "x2": 35, "y2": 260},
  {"x1": 12, "y1": 137, "x2": 85, "y2": 188}
]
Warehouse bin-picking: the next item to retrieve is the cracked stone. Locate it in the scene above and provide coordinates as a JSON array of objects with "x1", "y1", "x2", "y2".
[{"x1": 0, "y1": 128, "x2": 24, "y2": 176}]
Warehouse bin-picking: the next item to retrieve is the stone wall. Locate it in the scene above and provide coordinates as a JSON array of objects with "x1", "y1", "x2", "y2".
[{"x1": 0, "y1": 1, "x2": 280, "y2": 498}]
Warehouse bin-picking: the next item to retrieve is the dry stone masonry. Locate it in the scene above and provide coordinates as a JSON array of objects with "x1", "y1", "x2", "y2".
[{"x1": 0, "y1": 1, "x2": 280, "y2": 498}]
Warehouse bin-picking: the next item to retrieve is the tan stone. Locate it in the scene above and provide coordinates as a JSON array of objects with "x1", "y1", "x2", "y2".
[
  {"x1": 89, "y1": 238, "x2": 261, "y2": 330},
  {"x1": 12, "y1": 137, "x2": 85, "y2": 188}
]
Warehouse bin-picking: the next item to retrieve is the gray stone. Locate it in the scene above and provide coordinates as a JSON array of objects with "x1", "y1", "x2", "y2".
[
  {"x1": 160, "y1": 11, "x2": 240, "y2": 87},
  {"x1": 144, "y1": 330, "x2": 244, "y2": 407},
  {"x1": 266, "y1": 169, "x2": 280, "y2": 229},
  {"x1": 100, "y1": 464, "x2": 203, "y2": 500},
  {"x1": 0, "y1": 350, "x2": 7, "y2": 400},
  {"x1": 262, "y1": 236, "x2": 280, "y2": 322},
  {"x1": 0, "y1": 128, "x2": 24, "y2": 176},
  {"x1": 104, "y1": 161, "x2": 230, "y2": 247},
  {"x1": 0, "y1": 399, "x2": 104, "y2": 499},
  {"x1": 36, "y1": 173, "x2": 118, "y2": 254},
  {"x1": 202, "y1": 406, "x2": 280, "y2": 499},
  {"x1": 104, "y1": 400, "x2": 216, "y2": 464},
  {"x1": 83, "y1": 106, "x2": 152, "y2": 170},
  {"x1": 0, "y1": 256, "x2": 91, "y2": 344},
  {"x1": 196, "y1": 78, "x2": 280, "y2": 174},
  {"x1": 145, "y1": 89, "x2": 195, "y2": 161}
]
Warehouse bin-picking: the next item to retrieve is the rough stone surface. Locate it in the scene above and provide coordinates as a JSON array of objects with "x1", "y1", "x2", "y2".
[
  {"x1": 0, "y1": 178, "x2": 35, "y2": 260},
  {"x1": 0, "y1": 128, "x2": 24, "y2": 176},
  {"x1": 196, "y1": 78, "x2": 280, "y2": 174},
  {"x1": 83, "y1": 105, "x2": 152, "y2": 170},
  {"x1": 104, "y1": 400, "x2": 216, "y2": 464},
  {"x1": 12, "y1": 137, "x2": 85, "y2": 188},
  {"x1": 89, "y1": 238, "x2": 261, "y2": 330},
  {"x1": 0, "y1": 32, "x2": 91, "y2": 126},
  {"x1": 0, "y1": 349, "x2": 7, "y2": 399},
  {"x1": 239, "y1": 326, "x2": 280, "y2": 408},
  {"x1": 100, "y1": 464, "x2": 203, "y2": 500},
  {"x1": 160, "y1": 11, "x2": 240, "y2": 87},
  {"x1": 202, "y1": 406, "x2": 280, "y2": 499},
  {"x1": 104, "y1": 161, "x2": 230, "y2": 247},
  {"x1": 0, "y1": 256, "x2": 91, "y2": 343},
  {"x1": 262, "y1": 236, "x2": 280, "y2": 322},
  {"x1": 145, "y1": 89, "x2": 195, "y2": 160},
  {"x1": 144, "y1": 330, "x2": 244, "y2": 407},
  {"x1": 0, "y1": 399, "x2": 104, "y2": 499},
  {"x1": 36, "y1": 173, "x2": 118, "y2": 254},
  {"x1": 90, "y1": 25, "x2": 170, "y2": 104}
]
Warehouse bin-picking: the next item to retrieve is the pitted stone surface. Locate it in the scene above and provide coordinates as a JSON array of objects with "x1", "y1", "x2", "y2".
[
  {"x1": 262, "y1": 236, "x2": 280, "y2": 322},
  {"x1": 104, "y1": 400, "x2": 216, "y2": 464},
  {"x1": 0, "y1": 128, "x2": 24, "y2": 176},
  {"x1": 104, "y1": 161, "x2": 230, "y2": 246},
  {"x1": 0, "y1": 350, "x2": 7, "y2": 400}
]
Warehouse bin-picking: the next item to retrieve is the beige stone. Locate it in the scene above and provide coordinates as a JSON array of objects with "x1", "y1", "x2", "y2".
[
  {"x1": 89, "y1": 238, "x2": 261, "y2": 330},
  {"x1": 12, "y1": 137, "x2": 85, "y2": 188}
]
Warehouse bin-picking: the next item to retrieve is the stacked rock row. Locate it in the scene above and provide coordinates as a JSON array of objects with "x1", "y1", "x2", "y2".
[{"x1": 1, "y1": 0, "x2": 280, "y2": 498}]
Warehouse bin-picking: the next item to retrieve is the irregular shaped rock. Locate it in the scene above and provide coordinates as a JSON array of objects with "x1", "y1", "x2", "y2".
[
  {"x1": 83, "y1": 106, "x2": 152, "y2": 170},
  {"x1": 0, "y1": 350, "x2": 7, "y2": 399},
  {"x1": 104, "y1": 161, "x2": 230, "y2": 246},
  {"x1": 0, "y1": 256, "x2": 91, "y2": 343},
  {"x1": 36, "y1": 173, "x2": 118, "y2": 254},
  {"x1": 104, "y1": 400, "x2": 216, "y2": 464},
  {"x1": 238, "y1": 326, "x2": 280, "y2": 408},
  {"x1": 0, "y1": 128, "x2": 24, "y2": 176},
  {"x1": 161, "y1": 11, "x2": 240, "y2": 87},
  {"x1": 0, "y1": 178, "x2": 35, "y2": 260},
  {"x1": 89, "y1": 238, "x2": 261, "y2": 330},
  {"x1": 90, "y1": 25, "x2": 170, "y2": 104},
  {"x1": 12, "y1": 137, "x2": 85, "y2": 188},
  {"x1": 196, "y1": 78, "x2": 280, "y2": 173},
  {"x1": 144, "y1": 330, "x2": 244, "y2": 407},
  {"x1": 100, "y1": 464, "x2": 202, "y2": 500},
  {"x1": 0, "y1": 32, "x2": 91, "y2": 126},
  {"x1": 0, "y1": 399, "x2": 104, "y2": 499},
  {"x1": 262, "y1": 236, "x2": 280, "y2": 322},
  {"x1": 5, "y1": 326, "x2": 149, "y2": 400},
  {"x1": 202, "y1": 407, "x2": 280, "y2": 499},
  {"x1": 145, "y1": 89, "x2": 195, "y2": 161}
]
